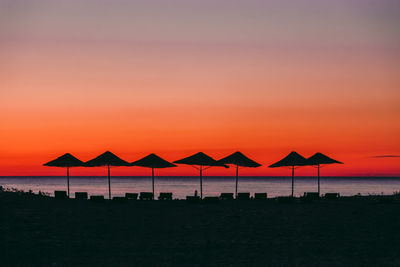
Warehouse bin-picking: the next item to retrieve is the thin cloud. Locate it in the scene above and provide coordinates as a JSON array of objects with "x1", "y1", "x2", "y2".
[{"x1": 371, "y1": 155, "x2": 400, "y2": 158}]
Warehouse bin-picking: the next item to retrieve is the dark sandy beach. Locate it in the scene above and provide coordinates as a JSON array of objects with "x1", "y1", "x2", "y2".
[{"x1": 1, "y1": 191, "x2": 400, "y2": 267}]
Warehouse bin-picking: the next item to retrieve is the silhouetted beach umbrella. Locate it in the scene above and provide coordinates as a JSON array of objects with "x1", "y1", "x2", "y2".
[
  {"x1": 307, "y1": 152, "x2": 343, "y2": 195},
  {"x1": 84, "y1": 151, "x2": 129, "y2": 199},
  {"x1": 131, "y1": 153, "x2": 177, "y2": 197},
  {"x1": 218, "y1": 151, "x2": 261, "y2": 198},
  {"x1": 44, "y1": 153, "x2": 83, "y2": 197},
  {"x1": 173, "y1": 152, "x2": 228, "y2": 198},
  {"x1": 269, "y1": 151, "x2": 309, "y2": 197}
]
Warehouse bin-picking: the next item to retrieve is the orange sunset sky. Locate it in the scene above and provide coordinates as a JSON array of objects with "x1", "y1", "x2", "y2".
[{"x1": 1, "y1": 0, "x2": 399, "y2": 176}]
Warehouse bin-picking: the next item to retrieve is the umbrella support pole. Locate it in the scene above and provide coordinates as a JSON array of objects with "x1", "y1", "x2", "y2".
[
  {"x1": 318, "y1": 164, "x2": 320, "y2": 196},
  {"x1": 67, "y1": 167, "x2": 70, "y2": 198},
  {"x1": 291, "y1": 165, "x2": 294, "y2": 197},
  {"x1": 200, "y1": 166, "x2": 203, "y2": 199},
  {"x1": 235, "y1": 164, "x2": 239, "y2": 198},
  {"x1": 152, "y1": 167, "x2": 155, "y2": 200},
  {"x1": 108, "y1": 164, "x2": 111, "y2": 199}
]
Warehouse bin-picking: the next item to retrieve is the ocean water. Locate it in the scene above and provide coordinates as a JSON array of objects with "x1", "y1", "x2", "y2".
[{"x1": 1, "y1": 176, "x2": 400, "y2": 199}]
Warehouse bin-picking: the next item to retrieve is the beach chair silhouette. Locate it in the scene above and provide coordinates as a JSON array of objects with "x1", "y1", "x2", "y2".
[
  {"x1": 237, "y1": 192, "x2": 250, "y2": 200},
  {"x1": 324, "y1": 193, "x2": 340, "y2": 200},
  {"x1": 140, "y1": 192, "x2": 153, "y2": 200},
  {"x1": 54, "y1": 191, "x2": 68, "y2": 199},
  {"x1": 75, "y1": 192, "x2": 88, "y2": 200},
  {"x1": 303, "y1": 192, "x2": 320, "y2": 200},
  {"x1": 158, "y1": 192, "x2": 173, "y2": 200},
  {"x1": 204, "y1": 196, "x2": 219, "y2": 203}
]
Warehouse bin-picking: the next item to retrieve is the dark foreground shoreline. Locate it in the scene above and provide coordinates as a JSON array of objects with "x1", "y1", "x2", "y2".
[{"x1": 1, "y1": 191, "x2": 400, "y2": 267}]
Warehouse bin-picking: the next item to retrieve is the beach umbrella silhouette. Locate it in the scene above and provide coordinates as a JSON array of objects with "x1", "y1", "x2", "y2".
[
  {"x1": 84, "y1": 151, "x2": 129, "y2": 199},
  {"x1": 173, "y1": 152, "x2": 228, "y2": 199},
  {"x1": 131, "y1": 153, "x2": 177, "y2": 198},
  {"x1": 269, "y1": 151, "x2": 309, "y2": 197},
  {"x1": 307, "y1": 152, "x2": 343, "y2": 195},
  {"x1": 43, "y1": 153, "x2": 83, "y2": 197},
  {"x1": 218, "y1": 151, "x2": 261, "y2": 198}
]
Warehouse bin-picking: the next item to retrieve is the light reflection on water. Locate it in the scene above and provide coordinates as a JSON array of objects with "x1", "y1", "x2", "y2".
[{"x1": 1, "y1": 176, "x2": 400, "y2": 199}]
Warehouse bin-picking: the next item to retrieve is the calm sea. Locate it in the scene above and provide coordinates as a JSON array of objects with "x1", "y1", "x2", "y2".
[{"x1": 1, "y1": 176, "x2": 400, "y2": 199}]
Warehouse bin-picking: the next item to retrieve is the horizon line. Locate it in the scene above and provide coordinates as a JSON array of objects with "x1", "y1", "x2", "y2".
[{"x1": 1, "y1": 175, "x2": 400, "y2": 178}]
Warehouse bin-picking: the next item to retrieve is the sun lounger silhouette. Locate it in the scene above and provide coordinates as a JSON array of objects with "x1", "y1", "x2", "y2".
[
  {"x1": 54, "y1": 191, "x2": 68, "y2": 199},
  {"x1": 220, "y1": 193, "x2": 234, "y2": 200},
  {"x1": 237, "y1": 192, "x2": 250, "y2": 200},
  {"x1": 300, "y1": 192, "x2": 320, "y2": 203},
  {"x1": 158, "y1": 192, "x2": 173, "y2": 200},
  {"x1": 140, "y1": 192, "x2": 153, "y2": 200},
  {"x1": 75, "y1": 192, "x2": 88, "y2": 200},
  {"x1": 303, "y1": 192, "x2": 320, "y2": 200},
  {"x1": 90, "y1": 195, "x2": 105, "y2": 202},
  {"x1": 324, "y1": 193, "x2": 340, "y2": 199},
  {"x1": 204, "y1": 196, "x2": 219, "y2": 203}
]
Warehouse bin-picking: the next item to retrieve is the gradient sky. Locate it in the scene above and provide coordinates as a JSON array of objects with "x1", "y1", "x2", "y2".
[{"x1": 1, "y1": 0, "x2": 399, "y2": 176}]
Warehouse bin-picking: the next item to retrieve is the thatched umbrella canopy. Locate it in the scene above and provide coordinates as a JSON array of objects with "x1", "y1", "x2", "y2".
[
  {"x1": 218, "y1": 151, "x2": 261, "y2": 198},
  {"x1": 84, "y1": 151, "x2": 129, "y2": 199},
  {"x1": 269, "y1": 151, "x2": 309, "y2": 197},
  {"x1": 173, "y1": 152, "x2": 228, "y2": 198},
  {"x1": 131, "y1": 153, "x2": 176, "y2": 197},
  {"x1": 307, "y1": 152, "x2": 343, "y2": 195},
  {"x1": 44, "y1": 153, "x2": 83, "y2": 197}
]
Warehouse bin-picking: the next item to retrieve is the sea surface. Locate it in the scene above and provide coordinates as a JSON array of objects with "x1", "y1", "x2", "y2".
[{"x1": 1, "y1": 176, "x2": 400, "y2": 199}]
